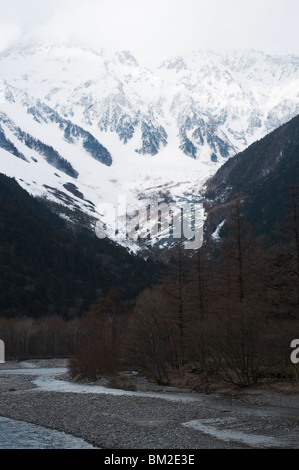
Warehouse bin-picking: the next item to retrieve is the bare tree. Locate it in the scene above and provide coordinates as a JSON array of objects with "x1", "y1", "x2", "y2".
[
  {"x1": 207, "y1": 198, "x2": 270, "y2": 386},
  {"x1": 125, "y1": 286, "x2": 178, "y2": 385}
]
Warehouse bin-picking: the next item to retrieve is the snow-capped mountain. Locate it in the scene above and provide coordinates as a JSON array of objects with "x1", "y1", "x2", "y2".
[{"x1": 0, "y1": 40, "x2": 299, "y2": 249}]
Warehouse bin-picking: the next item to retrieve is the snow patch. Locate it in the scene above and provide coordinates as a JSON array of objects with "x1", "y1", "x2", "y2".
[{"x1": 212, "y1": 220, "x2": 226, "y2": 242}]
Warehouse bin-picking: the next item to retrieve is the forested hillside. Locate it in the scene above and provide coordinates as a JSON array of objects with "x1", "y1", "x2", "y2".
[
  {"x1": 0, "y1": 173, "x2": 159, "y2": 319},
  {"x1": 204, "y1": 114, "x2": 299, "y2": 246}
]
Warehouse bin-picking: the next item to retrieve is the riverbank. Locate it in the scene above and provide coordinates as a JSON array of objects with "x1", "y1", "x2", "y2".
[{"x1": 0, "y1": 359, "x2": 299, "y2": 449}]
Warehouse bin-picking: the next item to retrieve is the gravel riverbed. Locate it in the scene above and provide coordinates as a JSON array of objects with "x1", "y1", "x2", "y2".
[{"x1": 0, "y1": 360, "x2": 299, "y2": 450}]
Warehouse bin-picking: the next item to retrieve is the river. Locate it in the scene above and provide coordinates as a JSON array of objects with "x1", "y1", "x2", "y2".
[
  {"x1": 0, "y1": 416, "x2": 96, "y2": 449},
  {"x1": 0, "y1": 360, "x2": 298, "y2": 449},
  {"x1": 0, "y1": 362, "x2": 98, "y2": 449}
]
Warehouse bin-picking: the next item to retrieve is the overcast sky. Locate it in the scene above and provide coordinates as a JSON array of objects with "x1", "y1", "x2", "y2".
[{"x1": 0, "y1": 0, "x2": 299, "y2": 65}]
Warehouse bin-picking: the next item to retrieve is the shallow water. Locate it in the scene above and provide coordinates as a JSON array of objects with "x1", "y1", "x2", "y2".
[
  {"x1": 0, "y1": 416, "x2": 96, "y2": 449},
  {"x1": 0, "y1": 366, "x2": 200, "y2": 401}
]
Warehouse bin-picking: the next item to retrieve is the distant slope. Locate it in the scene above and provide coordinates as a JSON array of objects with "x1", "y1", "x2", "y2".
[
  {"x1": 0, "y1": 174, "x2": 159, "y2": 318},
  {"x1": 204, "y1": 114, "x2": 299, "y2": 245}
]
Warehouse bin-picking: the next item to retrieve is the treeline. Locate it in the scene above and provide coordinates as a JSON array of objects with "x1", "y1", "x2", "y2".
[
  {"x1": 0, "y1": 316, "x2": 80, "y2": 359},
  {"x1": 68, "y1": 187, "x2": 299, "y2": 388},
  {"x1": 1, "y1": 183, "x2": 299, "y2": 389}
]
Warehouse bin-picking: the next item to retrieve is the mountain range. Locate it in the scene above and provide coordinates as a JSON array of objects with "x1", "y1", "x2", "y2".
[{"x1": 0, "y1": 40, "x2": 299, "y2": 250}]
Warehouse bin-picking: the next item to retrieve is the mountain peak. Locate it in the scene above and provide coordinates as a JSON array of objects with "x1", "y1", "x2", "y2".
[
  {"x1": 116, "y1": 50, "x2": 139, "y2": 67},
  {"x1": 159, "y1": 56, "x2": 187, "y2": 72}
]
